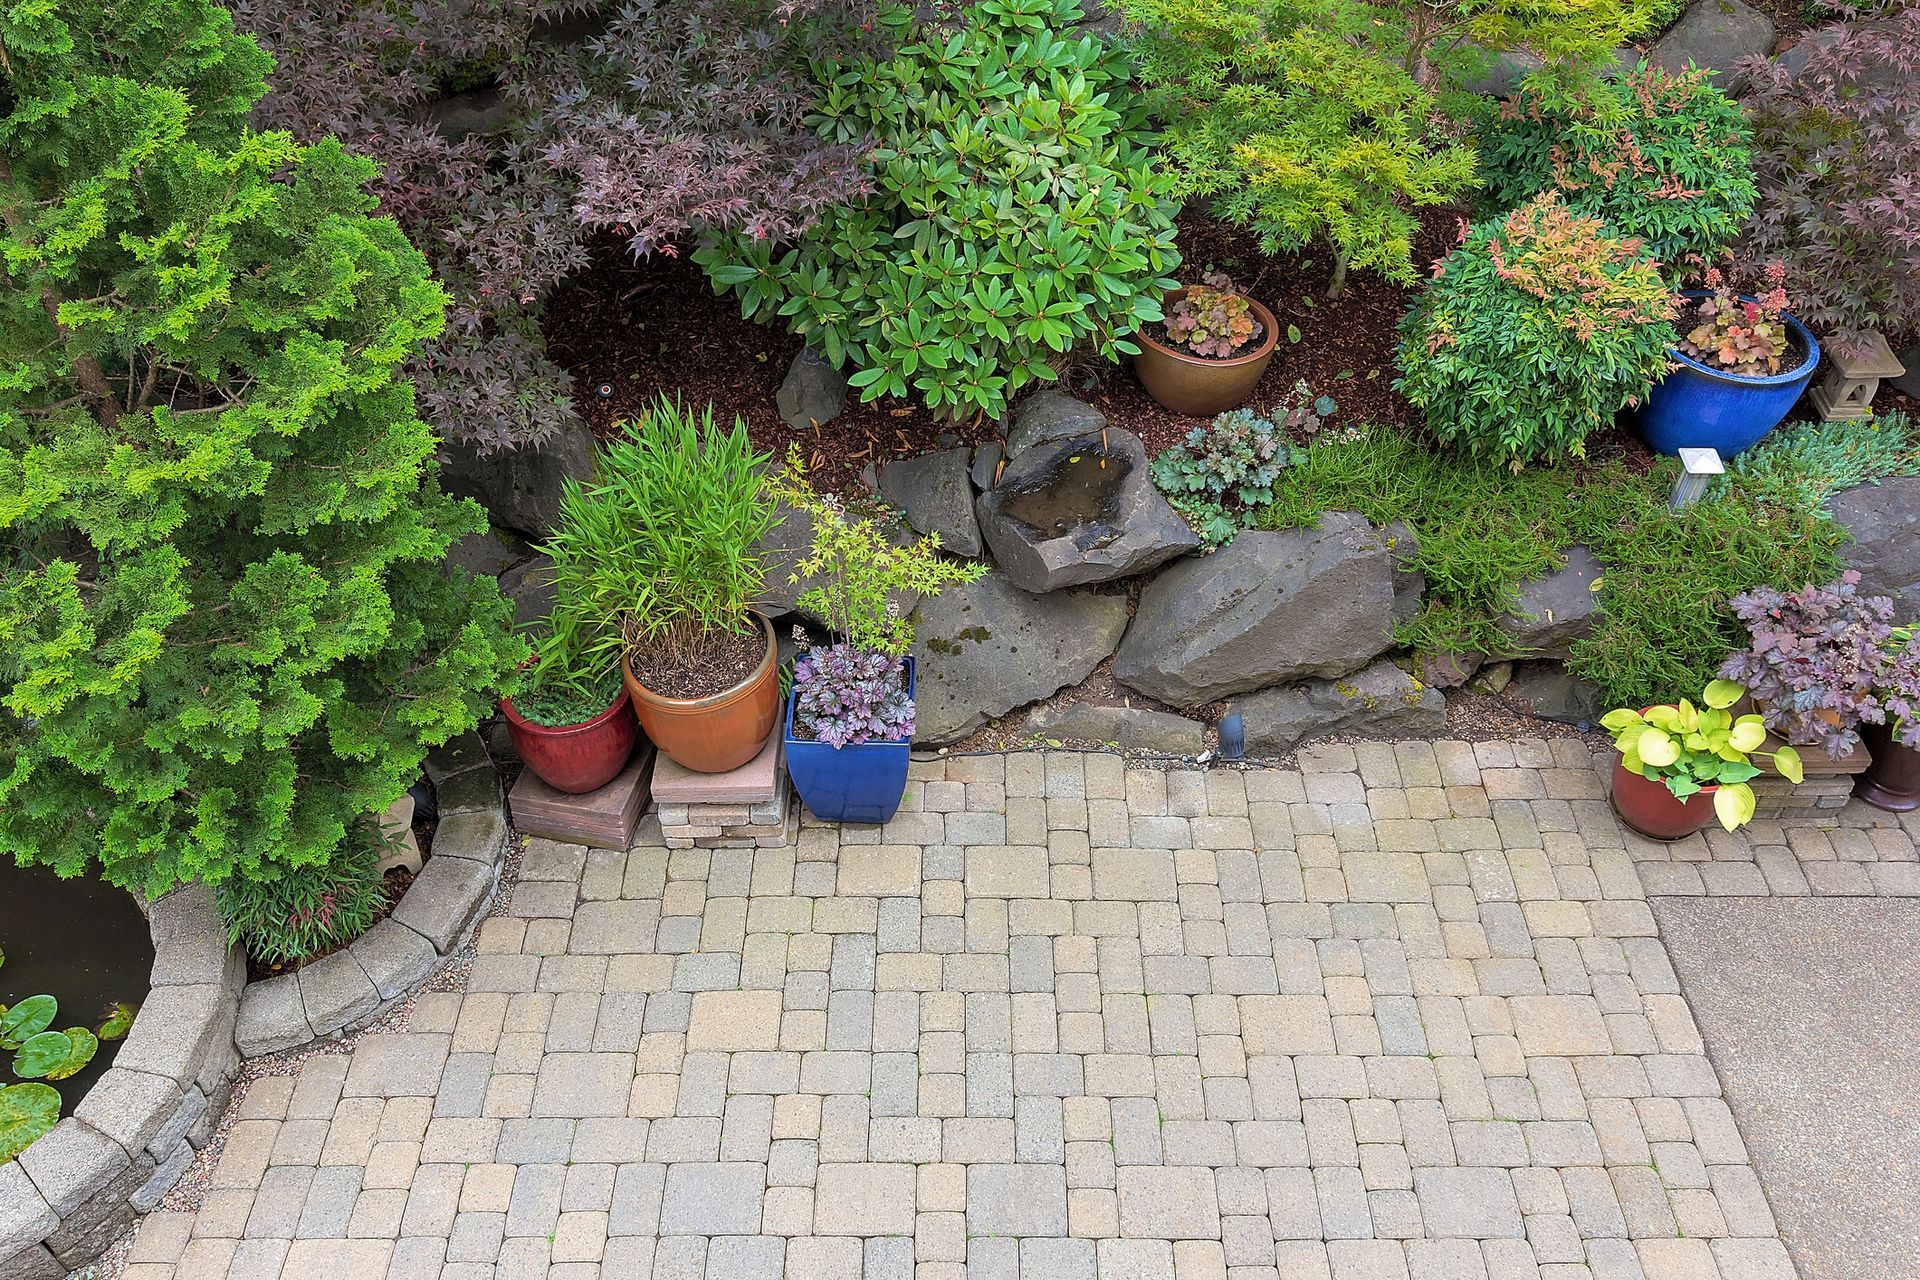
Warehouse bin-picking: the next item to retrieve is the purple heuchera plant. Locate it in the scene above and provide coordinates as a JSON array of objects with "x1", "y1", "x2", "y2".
[
  {"x1": 1718, "y1": 572, "x2": 1920, "y2": 758},
  {"x1": 793, "y1": 644, "x2": 913, "y2": 748}
]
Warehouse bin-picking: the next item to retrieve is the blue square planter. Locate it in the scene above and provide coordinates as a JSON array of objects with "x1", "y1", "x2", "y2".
[{"x1": 784, "y1": 658, "x2": 915, "y2": 825}]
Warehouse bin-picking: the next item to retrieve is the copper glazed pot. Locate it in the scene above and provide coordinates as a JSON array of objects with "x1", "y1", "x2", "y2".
[
  {"x1": 1132, "y1": 286, "x2": 1281, "y2": 417},
  {"x1": 622, "y1": 611, "x2": 779, "y2": 774}
]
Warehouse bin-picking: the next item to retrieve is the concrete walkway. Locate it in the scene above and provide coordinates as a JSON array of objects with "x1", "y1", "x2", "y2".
[{"x1": 115, "y1": 741, "x2": 1920, "y2": 1279}]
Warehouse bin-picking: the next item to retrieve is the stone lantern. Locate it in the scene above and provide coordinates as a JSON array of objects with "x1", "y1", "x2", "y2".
[{"x1": 1810, "y1": 331, "x2": 1906, "y2": 420}]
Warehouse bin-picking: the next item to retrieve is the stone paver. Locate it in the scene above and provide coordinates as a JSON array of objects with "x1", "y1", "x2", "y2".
[{"x1": 126, "y1": 741, "x2": 1920, "y2": 1279}]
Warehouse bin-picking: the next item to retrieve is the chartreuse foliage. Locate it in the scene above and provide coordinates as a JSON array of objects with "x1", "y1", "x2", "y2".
[
  {"x1": 1255, "y1": 425, "x2": 1849, "y2": 712},
  {"x1": 0, "y1": 0, "x2": 525, "y2": 901},
  {"x1": 1479, "y1": 66, "x2": 1755, "y2": 274},
  {"x1": 1602, "y1": 682, "x2": 1804, "y2": 831},
  {"x1": 1396, "y1": 195, "x2": 1677, "y2": 466},
  {"x1": 1118, "y1": 0, "x2": 1660, "y2": 294},
  {"x1": 695, "y1": 0, "x2": 1181, "y2": 421}
]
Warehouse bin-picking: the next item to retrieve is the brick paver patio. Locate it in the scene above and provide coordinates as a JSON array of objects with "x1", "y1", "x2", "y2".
[{"x1": 117, "y1": 740, "x2": 1920, "y2": 1279}]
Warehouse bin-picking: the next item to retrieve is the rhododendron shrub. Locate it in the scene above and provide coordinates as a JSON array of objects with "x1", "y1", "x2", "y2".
[{"x1": 1397, "y1": 195, "x2": 1676, "y2": 466}]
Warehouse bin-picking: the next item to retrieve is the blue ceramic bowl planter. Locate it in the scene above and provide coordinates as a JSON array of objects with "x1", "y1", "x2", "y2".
[
  {"x1": 1636, "y1": 292, "x2": 1820, "y2": 459},
  {"x1": 785, "y1": 658, "x2": 916, "y2": 825}
]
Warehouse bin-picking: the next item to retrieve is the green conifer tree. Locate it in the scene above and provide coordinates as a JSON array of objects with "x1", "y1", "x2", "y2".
[{"x1": 0, "y1": 0, "x2": 525, "y2": 897}]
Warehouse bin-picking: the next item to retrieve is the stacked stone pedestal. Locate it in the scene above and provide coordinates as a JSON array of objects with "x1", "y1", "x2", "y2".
[
  {"x1": 653, "y1": 735, "x2": 795, "y2": 849},
  {"x1": 1750, "y1": 733, "x2": 1870, "y2": 818}
]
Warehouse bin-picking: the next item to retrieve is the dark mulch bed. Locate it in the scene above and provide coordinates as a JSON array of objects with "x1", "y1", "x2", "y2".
[{"x1": 542, "y1": 209, "x2": 1459, "y2": 492}]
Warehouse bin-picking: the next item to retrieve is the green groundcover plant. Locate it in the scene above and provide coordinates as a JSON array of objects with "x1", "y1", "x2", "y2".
[
  {"x1": 1256, "y1": 425, "x2": 1849, "y2": 710},
  {"x1": 0, "y1": 0, "x2": 525, "y2": 899},
  {"x1": 1479, "y1": 65, "x2": 1756, "y2": 275},
  {"x1": 695, "y1": 0, "x2": 1181, "y2": 422},
  {"x1": 1397, "y1": 194, "x2": 1677, "y2": 466}
]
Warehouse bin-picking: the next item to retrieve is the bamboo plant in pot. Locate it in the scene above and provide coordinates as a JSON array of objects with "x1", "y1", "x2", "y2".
[
  {"x1": 544, "y1": 398, "x2": 782, "y2": 774},
  {"x1": 1602, "y1": 680, "x2": 1804, "y2": 839},
  {"x1": 1717, "y1": 573, "x2": 1920, "y2": 812},
  {"x1": 767, "y1": 452, "x2": 984, "y2": 824}
]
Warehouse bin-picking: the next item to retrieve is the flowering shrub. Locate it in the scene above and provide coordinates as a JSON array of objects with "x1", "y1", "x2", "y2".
[
  {"x1": 1166, "y1": 274, "x2": 1262, "y2": 358},
  {"x1": 1737, "y1": 8, "x2": 1920, "y2": 360},
  {"x1": 696, "y1": 0, "x2": 1181, "y2": 421},
  {"x1": 1677, "y1": 264, "x2": 1794, "y2": 377},
  {"x1": 1480, "y1": 66, "x2": 1755, "y2": 274},
  {"x1": 792, "y1": 644, "x2": 915, "y2": 747},
  {"x1": 1152, "y1": 390, "x2": 1332, "y2": 546},
  {"x1": 1718, "y1": 572, "x2": 1920, "y2": 757},
  {"x1": 1396, "y1": 194, "x2": 1677, "y2": 466}
]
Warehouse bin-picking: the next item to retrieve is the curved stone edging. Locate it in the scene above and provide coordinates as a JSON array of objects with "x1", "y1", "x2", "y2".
[
  {"x1": 1, "y1": 884, "x2": 242, "y2": 1280},
  {"x1": 233, "y1": 732, "x2": 508, "y2": 1057},
  {"x1": 0, "y1": 731, "x2": 504, "y2": 1280}
]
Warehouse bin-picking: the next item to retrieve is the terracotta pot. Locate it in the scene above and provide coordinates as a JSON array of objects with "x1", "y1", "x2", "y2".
[
  {"x1": 1856, "y1": 721, "x2": 1920, "y2": 812},
  {"x1": 500, "y1": 689, "x2": 639, "y2": 794},
  {"x1": 1609, "y1": 760, "x2": 1718, "y2": 840},
  {"x1": 1132, "y1": 286, "x2": 1280, "y2": 416},
  {"x1": 623, "y1": 611, "x2": 779, "y2": 774}
]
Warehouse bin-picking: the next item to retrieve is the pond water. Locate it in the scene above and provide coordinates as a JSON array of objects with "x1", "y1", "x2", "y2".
[
  {"x1": 1, "y1": 862, "x2": 154, "y2": 1109},
  {"x1": 998, "y1": 442, "x2": 1131, "y2": 547}
]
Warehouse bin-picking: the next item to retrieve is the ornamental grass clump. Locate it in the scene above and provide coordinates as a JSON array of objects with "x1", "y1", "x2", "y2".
[
  {"x1": 695, "y1": 0, "x2": 1181, "y2": 421},
  {"x1": 1718, "y1": 572, "x2": 1920, "y2": 759},
  {"x1": 1479, "y1": 65, "x2": 1755, "y2": 274},
  {"x1": 1601, "y1": 679, "x2": 1804, "y2": 831},
  {"x1": 1396, "y1": 193, "x2": 1677, "y2": 466},
  {"x1": 214, "y1": 836, "x2": 389, "y2": 967}
]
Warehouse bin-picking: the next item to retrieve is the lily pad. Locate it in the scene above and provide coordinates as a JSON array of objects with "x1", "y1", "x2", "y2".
[
  {"x1": 96, "y1": 1001, "x2": 137, "y2": 1042},
  {"x1": 0, "y1": 1082, "x2": 60, "y2": 1163},
  {"x1": 14, "y1": 1030, "x2": 76, "y2": 1080},
  {"x1": 0, "y1": 995, "x2": 56, "y2": 1050},
  {"x1": 41, "y1": 1029, "x2": 99, "y2": 1082}
]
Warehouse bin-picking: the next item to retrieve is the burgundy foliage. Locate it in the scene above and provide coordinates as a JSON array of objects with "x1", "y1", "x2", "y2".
[
  {"x1": 792, "y1": 645, "x2": 914, "y2": 748},
  {"x1": 231, "y1": 0, "x2": 874, "y2": 454},
  {"x1": 1737, "y1": 6, "x2": 1920, "y2": 357}
]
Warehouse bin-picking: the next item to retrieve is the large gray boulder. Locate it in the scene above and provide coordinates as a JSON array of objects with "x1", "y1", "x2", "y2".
[
  {"x1": 1498, "y1": 545, "x2": 1603, "y2": 659},
  {"x1": 776, "y1": 347, "x2": 847, "y2": 431},
  {"x1": 1005, "y1": 391, "x2": 1107, "y2": 458},
  {"x1": 440, "y1": 416, "x2": 595, "y2": 538},
  {"x1": 1890, "y1": 343, "x2": 1920, "y2": 400},
  {"x1": 1831, "y1": 476, "x2": 1920, "y2": 619},
  {"x1": 911, "y1": 572, "x2": 1130, "y2": 744},
  {"x1": 976, "y1": 428, "x2": 1199, "y2": 593},
  {"x1": 1231, "y1": 660, "x2": 1448, "y2": 755},
  {"x1": 1384, "y1": 520, "x2": 1425, "y2": 624},
  {"x1": 1112, "y1": 512, "x2": 1398, "y2": 707},
  {"x1": 879, "y1": 447, "x2": 982, "y2": 557},
  {"x1": 497, "y1": 553, "x2": 555, "y2": 630},
  {"x1": 1649, "y1": 0, "x2": 1774, "y2": 86}
]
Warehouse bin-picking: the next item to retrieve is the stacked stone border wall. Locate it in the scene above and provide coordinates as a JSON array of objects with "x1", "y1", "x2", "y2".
[{"x1": 0, "y1": 732, "x2": 503, "y2": 1280}]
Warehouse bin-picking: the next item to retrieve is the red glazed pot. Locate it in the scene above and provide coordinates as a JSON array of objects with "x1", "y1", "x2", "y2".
[
  {"x1": 1609, "y1": 761, "x2": 1717, "y2": 840},
  {"x1": 501, "y1": 689, "x2": 640, "y2": 794},
  {"x1": 1856, "y1": 721, "x2": 1920, "y2": 813}
]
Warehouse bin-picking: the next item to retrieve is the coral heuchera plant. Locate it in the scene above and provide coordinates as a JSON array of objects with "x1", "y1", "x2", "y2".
[
  {"x1": 1718, "y1": 572, "x2": 1920, "y2": 758},
  {"x1": 792, "y1": 643, "x2": 915, "y2": 748},
  {"x1": 1167, "y1": 273, "x2": 1262, "y2": 358},
  {"x1": 1678, "y1": 264, "x2": 1793, "y2": 377}
]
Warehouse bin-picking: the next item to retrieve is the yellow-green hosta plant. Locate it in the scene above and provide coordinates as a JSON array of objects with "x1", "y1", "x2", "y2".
[{"x1": 1601, "y1": 680, "x2": 1805, "y2": 831}]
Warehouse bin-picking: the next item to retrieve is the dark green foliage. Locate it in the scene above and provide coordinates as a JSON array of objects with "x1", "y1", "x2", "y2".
[
  {"x1": 1396, "y1": 195, "x2": 1677, "y2": 466},
  {"x1": 1479, "y1": 66, "x2": 1755, "y2": 274},
  {"x1": 215, "y1": 835, "x2": 387, "y2": 966},
  {"x1": 0, "y1": 0, "x2": 526, "y2": 899},
  {"x1": 1257, "y1": 426, "x2": 1846, "y2": 709},
  {"x1": 695, "y1": 0, "x2": 1181, "y2": 421},
  {"x1": 512, "y1": 664, "x2": 624, "y2": 728}
]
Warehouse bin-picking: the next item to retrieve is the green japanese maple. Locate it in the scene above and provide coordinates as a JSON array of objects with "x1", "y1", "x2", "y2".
[{"x1": 0, "y1": 0, "x2": 525, "y2": 897}]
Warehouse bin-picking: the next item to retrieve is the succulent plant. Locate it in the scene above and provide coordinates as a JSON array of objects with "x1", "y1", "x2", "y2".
[{"x1": 1166, "y1": 272, "x2": 1262, "y2": 358}]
